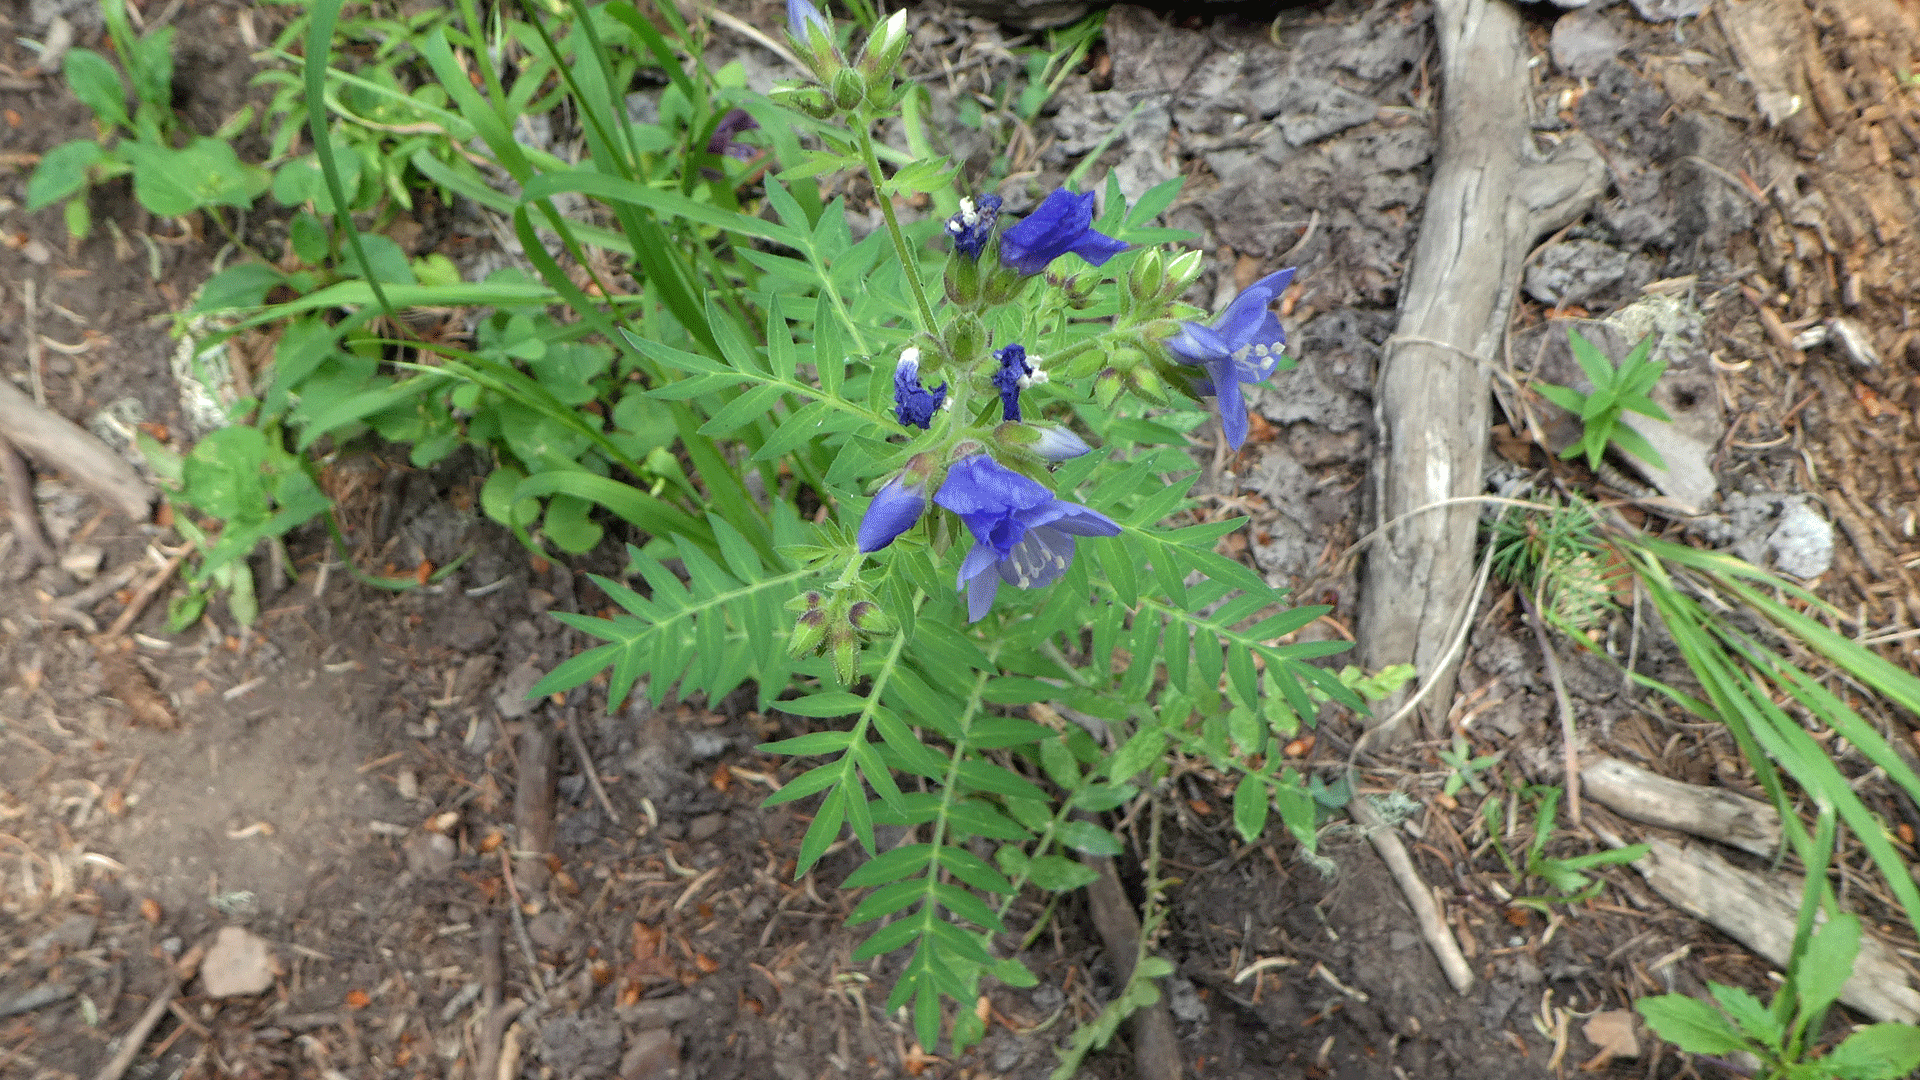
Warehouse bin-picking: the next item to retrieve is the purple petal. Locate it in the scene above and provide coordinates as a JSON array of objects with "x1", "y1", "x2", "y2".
[
  {"x1": 1067, "y1": 229, "x2": 1128, "y2": 268},
  {"x1": 1042, "y1": 503, "x2": 1121, "y2": 537},
  {"x1": 856, "y1": 475, "x2": 927, "y2": 553},
  {"x1": 933, "y1": 455, "x2": 1053, "y2": 517},
  {"x1": 1167, "y1": 321, "x2": 1230, "y2": 366},
  {"x1": 1030, "y1": 426, "x2": 1091, "y2": 461},
  {"x1": 1216, "y1": 373, "x2": 1249, "y2": 450},
  {"x1": 962, "y1": 552, "x2": 1001, "y2": 622},
  {"x1": 958, "y1": 538, "x2": 1000, "y2": 589},
  {"x1": 998, "y1": 189, "x2": 1104, "y2": 276},
  {"x1": 1211, "y1": 268, "x2": 1296, "y2": 349},
  {"x1": 786, "y1": 0, "x2": 829, "y2": 37}
]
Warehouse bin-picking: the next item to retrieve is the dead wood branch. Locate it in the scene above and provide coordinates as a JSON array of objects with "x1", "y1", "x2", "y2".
[
  {"x1": 1357, "y1": 0, "x2": 1606, "y2": 739},
  {"x1": 1350, "y1": 795, "x2": 1474, "y2": 994},
  {"x1": 1580, "y1": 757, "x2": 1781, "y2": 858},
  {"x1": 0, "y1": 375, "x2": 154, "y2": 522}
]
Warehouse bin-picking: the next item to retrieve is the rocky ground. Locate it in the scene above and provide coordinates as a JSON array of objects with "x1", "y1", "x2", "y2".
[{"x1": 2, "y1": 0, "x2": 1919, "y2": 1078}]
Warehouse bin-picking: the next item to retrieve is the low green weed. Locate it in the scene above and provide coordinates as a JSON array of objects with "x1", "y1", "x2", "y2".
[
  {"x1": 26, "y1": 0, "x2": 268, "y2": 239},
  {"x1": 1487, "y1": 784, "x2": 1648, "y2": 911},
  {"x1": 1533, "y1": 326, "x2": 1670, "y2": 472}
]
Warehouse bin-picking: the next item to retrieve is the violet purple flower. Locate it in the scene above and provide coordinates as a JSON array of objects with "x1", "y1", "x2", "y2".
[
  {"x1": 892, "y1": 348, "x2": 947, "y2": 430},
  {"x1": 856, "y1": 472, "x2": 928, "y2": 553},
  {"x1": 945, "y1": 194, "x2": 1002, "y2": 259},
  {"x1": 934, "y1": 454, "x2": 1120, "y2": 622},
  {"x1": 705, "y1": 109, "x2": 760, "y2": 160},
  {"x1": 786, "y1": 0, "x2": 830, "y2": 39},
  {"x1": 1165, "y1": 267, "x2": 1296, "y2": 451},
  {"x1": 991, "y1": 344, "x2": 1033, "y2": 422},
  {"x1": 997, "y1": 189, "x2": 1128, "y2": 277}
]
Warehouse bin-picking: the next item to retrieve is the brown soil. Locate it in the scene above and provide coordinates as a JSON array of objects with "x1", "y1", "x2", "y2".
[{"x1": 3, "y1": 1, "x2": 1919, "y2": 1079}]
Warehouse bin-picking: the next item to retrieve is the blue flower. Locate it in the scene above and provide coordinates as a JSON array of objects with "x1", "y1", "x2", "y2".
[
  {"x1": 934, "y1": 455, "x2": 1120, "y2": 622},
  {"x1": 705, "y1": 108, "x2": 760, "y2": 160},
  {"x1": 786, "y1": 0, "x2": 830, "y2": 39},
  {"x1": 1029, "y1": 425, "x2": 1090, "y2": 461},
  {"x1": 1165, "y1": 267, "x2": 1296, "y2": 451},
  {"x1": 998, "y1": 190, "x2": 1128, "y2": 277},
  {"x1": 945, "y1": 194, "x2": 1001, "y2": 259},
  {"x1": 856, "y1": 471, "x2": 928, "y2": 553},
  {"x1": 991, "y1": 344, "x2": 1033, "y2": 422},
  {"x1": 893, "y1": 348, "x2": 946, "y2": 430}
]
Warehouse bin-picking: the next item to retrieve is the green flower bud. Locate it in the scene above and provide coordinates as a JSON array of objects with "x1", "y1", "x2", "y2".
[
  {"x1": 981, "y1": 263, "x2": 1033, "y2": 307},
  {"x1": 830, "y1": 67, "x2": 866, "y2": 111},
  {"x1": 771, "y1": 85, "x2": 835, "y2": 120},
  {"x1": 944, "y1": 311, "x2": 987, "y2": 367},
  {"x1": 1093, "y1": 368, "x2": 1125, "y2": 410},
  {"x1": 788, "y1": 607, "x2": 827, "y2": 660},
  {"x1": 1164, "y1": 249, "x2": 1205, "y2": 298},
  {"x1": 1127, "y1": 250, "x2": 1165, "y2": 305},
  {"x1": 1129, "y1": 363, "x2": 1169, "y2": 405},
  {"x1": 1060, "y1": 273, "x2": 1098, "y2": 310},
  {"x1": 830, "y1": 628, "x2": 859, "y2": 686},
  {"x1": 857, "y1": 9, "x2": 911, "y2": 84},
  {"x1": 945, "y1": 251, "x2": 981, "y2": 307},
  {"x1": 847, "y1": 600, "x2": 894, "y2": 635}
]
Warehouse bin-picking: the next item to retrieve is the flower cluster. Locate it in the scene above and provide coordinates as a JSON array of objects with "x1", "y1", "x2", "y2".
[{"x1": 774, "y1": 1, "x2": 1298, "y2": 629}]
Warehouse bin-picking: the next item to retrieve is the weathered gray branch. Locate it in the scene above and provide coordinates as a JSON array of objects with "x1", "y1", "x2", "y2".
[
  {"x1": 1358, "y1": 0, "x2": 1606, "y2": 737},
  {"x1": 0, "y1": 376, "x2": 154, "y2": 521}
]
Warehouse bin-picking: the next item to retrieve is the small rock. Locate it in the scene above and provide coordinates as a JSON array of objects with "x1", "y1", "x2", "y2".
[
  {"x1": 1261, "y1": 77, "x2": 1377, "y2": 146},
  {"x1": 31, "y1": 914, "x2": 97, "y2": 959},
  {"x1": 620, "y1": 1027, "x2": 680, "y2": 1080},
  {"x1": 528, "y1": 910, "x2": 571, "y2": 952},
  {"x1": 686, "y1": 813, "x2": 725, "y2": 843},
  {"x1": 21, "y1": 238, "x2": 52, "y2": 265},
  {"x1": 539, "y1": 1013, "x2": 623, "y2": 1076},
  {"x1": 59, "y1": 544, "x2": 103, "y2": 582},
  {"x1": 1551, "y1": 7, "x2": 1626, "y2": 78},
  {"x1": 616, "y1": 995, "x2": 700, "y2": 1029},
  {"x1": 1629, "y1": 0, "x2": 1706, "y2": 21},
  {"x1": 1524, "y1": 239, "x2": 1632, "y2": 307},
  {"x1": 199, "y1": 926, "x2": 277, "y2": 998},
  {"x1": 403, "y1": 831, "x2": 456, "y2": 877},
  {"x1": 494, "y1": 658, "x2": 545, "y2": 719},
  {"x1": 1165, "y1": 976, "x2": 1208, "y2": 1023},
  {"x1": 1767, "y1": 501, "x2": 1834, "y2": 579}
]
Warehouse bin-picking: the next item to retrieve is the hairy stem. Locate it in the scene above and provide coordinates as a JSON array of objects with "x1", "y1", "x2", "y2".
[{"x1": 855, "y1": 125, "x2": 937, "y2": 336}]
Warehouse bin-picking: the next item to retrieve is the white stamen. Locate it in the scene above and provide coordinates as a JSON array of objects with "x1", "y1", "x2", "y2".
[{"x1": 896, "y1": 346, "x2": 921, "y2": 376}]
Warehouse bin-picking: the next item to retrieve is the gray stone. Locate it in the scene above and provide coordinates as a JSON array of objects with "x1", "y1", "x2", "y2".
[
  {"x1": 1630, "y1": 0, "x2": 1707, "y2": 21},
  {"x1": 686, "y1": 813, "x2": 725, "y2": 843},
  {"x1": 1552, "y1": 8, "x2": 1627, "y2": 78},
  {"x1": 404, "y1": 831, "x2": 457, "y2": 878},
  {"x1": 540, "y1": 1013, "x2": 624, "y2": 1077},
  {"x1": 1524, "y1": 240, "x2": 1633, "y2": 306},
  {"x1": 619, "y1": 1027, "x2": 680, "y2": 1080},
  {"x1": 200, "y1": 927, "x2": 277, "y2": 998},
  {"x1": 495, "y1": 658, "x2": 546, "y2": 719},
  {"x1": 1767, "y1": 502, "x2": 1834, "y2": 579},
  {"x1": 1261, "y1": 77, "x2": 1378, "y2": 146},
  {"x1": 529, "y1": 910, "x2": 572, "y2": 952}
]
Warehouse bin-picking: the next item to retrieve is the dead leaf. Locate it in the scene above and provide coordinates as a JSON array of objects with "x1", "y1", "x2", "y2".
[
  {"x1": 97, "y1": 643, "x2": 177, "y2": 729},
  {"x1": 1581, "y1": 1009, "x2": 1640, "y2": 1070}
]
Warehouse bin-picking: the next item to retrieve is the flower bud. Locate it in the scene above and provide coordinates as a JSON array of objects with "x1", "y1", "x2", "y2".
[
  {"x1": 980, "y1": 263, "x2": 1033, "y2": 307},
  {"x1": 1030, "y1": 425, "x2": 1091, "y2": 461},
  {"x1": 856, "y1": 471, "x2": 929, "y2": 552},
  {"x1": 770, "y1": 85, "x2": 835, "y2": 120},
  {"x1": 787, "y1": 606, "x2": 828, "y2": 660},
  {"x1": 1060, "y1": 273, "x2": 1098, "y2": 309},
  {"x1": 1129, "y1": 363, "x2": 1170, "y2": 405},
  {"x1": 847, "y1": 600, "x2": 894, "y2": 634},
  {"x1": 945, "y1": 249, "x2": 982, "y2": 306},
  {"x1": 1093, "y1": 368, "x2": 1125, "y2": 410},
  {"x1": 830, "y1": 628, "x2": 859, "y2": 686},
  {"x1": 1164, "y1": 249, "x2": 1205, "y2": 300},
  {"x1": 830, "y1": 67, "x2": 866, "y2": 110},
  {"x1": 1127, "y1": 250, "x2": 1165, "y2": 305},
  {"x1": 856, "y1": 9, "x2": 911, "y2": 82},
  {"x1": 945, "y1": 311, "x2": 987, "y2": 367}
]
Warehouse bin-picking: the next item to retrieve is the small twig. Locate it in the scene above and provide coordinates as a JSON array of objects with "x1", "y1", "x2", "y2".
[
  {"x1": 1349, "y1": 796, "x2": 1474, "y2": 993},
  {"x1": 25, "y1": 279, "x2": 44, "y2": 408},
  {"x1": 1516, "y1": 587, "x2": 1582, "y2": 826},
  {"x1": 0, "y1": 433, "x2": 54, "y2": 573},
  {"x1": 474, "y1": 917, "x2": 523, "y2": 1080},
  {"x1": 92, "y1": 940, "x2": 206, "y2": 1080},
  {"x1": 560, "y1": 713, "x2": 620, "y2": 826},
  {"x1": 99, "y1": 548, "x2": 189, "y2": 640},
  {"x1": 498, "y1": 849, "x2": 548, "y2": 997}
]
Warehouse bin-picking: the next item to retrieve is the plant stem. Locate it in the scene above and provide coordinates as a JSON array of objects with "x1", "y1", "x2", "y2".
[{"x1": 855, "y1": 124, "x2": 937, "y2": 336}]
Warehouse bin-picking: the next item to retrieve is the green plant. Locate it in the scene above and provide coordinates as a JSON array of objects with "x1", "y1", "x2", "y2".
[
  {"x1": 1487, "y1": 784, "x2": 1648, "y2": 911},
  {"x1": 1533, "y1": 327, "x2": 1670, "y2": 472},
  {"x1": 1637, "y1": 809, "x2": 1920, "y2": 1079},
  {"x1": 25, "y1": 0, "x2": 268, "y2": 239},
  {"x1": 1437, "y1": 734, "x2": 1500, "y2": 798}
]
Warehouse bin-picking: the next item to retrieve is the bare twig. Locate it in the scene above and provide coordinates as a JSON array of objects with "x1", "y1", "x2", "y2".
[
  {"x1": 25, "y1": 279, "x2": 44, "y2": 408},
  {"x1": 0, "y1": 433, "x2": 54, "y2": 573},
  {"x1": 100, "y1": 547, "x2": 189, "y2": 640},
  {"x1": 1078, "y1": 808, "x2": 1182, "y2": 1080},
  {"x1": 0, "y1": 375, "x2": 155, "y2": 521},
  {"x1": 92, "y1": 939, "x2": 206, "y2": 1080},
  {"x1": 1349, "y1": 796, "x2": 1474, "y2": 994},
  {"x1": 1516, "y1": 587, "x2": 1581, "y2": 826},
  {"x1": 560, "y1": 713, "x2": 620, "y2": 826}
]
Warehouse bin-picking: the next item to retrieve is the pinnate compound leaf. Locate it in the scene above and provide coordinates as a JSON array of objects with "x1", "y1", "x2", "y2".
[{"x1": 1707, "y1": 983, "x2": 1781, "y2": 1048}]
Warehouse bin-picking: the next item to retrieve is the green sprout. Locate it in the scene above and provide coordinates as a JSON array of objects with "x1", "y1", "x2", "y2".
[{"x1": 1534, "y1": 327, "x2": 1670, "y2": 472}]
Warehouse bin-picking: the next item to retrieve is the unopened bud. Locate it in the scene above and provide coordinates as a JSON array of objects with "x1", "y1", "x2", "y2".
[
  {"x1": 1093, "y1": 368, "x2": 1124, "y2": 410},
  {"x1": 945, "y1": 250, "x2": 982, "y2": 306},
  {"x1": 788, "y1": 607, "x2": 827, "y2": 659},
  {"x1": 1129, "y1": 363, "x2": 1169, "y2": 405},
  {"x1": 830, "y1": 67, "x2": 866, "y2": 110},
  {"x1": 1127, "y1": 250, "x2": 1165, "y2": 305},
  {"x1": 945, "y1": 311, "x2": 987, "y2": 367},
  {"x1": 857, "y1": 9, "x2": 911, "y2": 82},
  {"x1": 1164, "y1": 249, "x2": 1205, "y2": 299},
  {"x1": 847, "y1": 600, "x2": 894, "y2": 634},
  {"x1": 830, "y1": 630, "x2": 859, "y2": 686}
]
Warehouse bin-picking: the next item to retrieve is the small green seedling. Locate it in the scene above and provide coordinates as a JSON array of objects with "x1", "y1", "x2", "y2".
[
  {"x1": 1438, "y1": 734, "x2": 1501, "y2": 798},
  {"x1": 1490, "y1": 785, "x2": 1648, "y2": 911},
  {"x1": 1533, "y1": 328, "x2": 1670, "y2": 472},
  {"x1": 1637, "y1": 913, "x2": 1920, "y2": 1079},
  {"x1": 25, "y1": 0, "x2": 268, "y2": 239}
]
